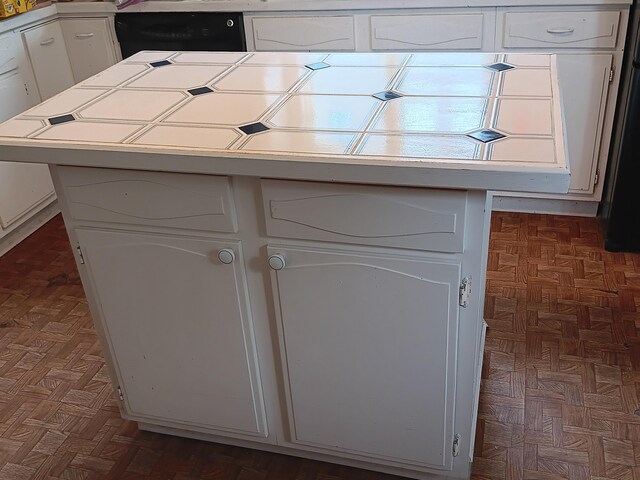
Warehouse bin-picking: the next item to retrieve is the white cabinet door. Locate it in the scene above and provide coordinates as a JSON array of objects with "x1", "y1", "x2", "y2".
[
  {"x1": 252, "y1": 16, "x2": 355, "y2": 51},
  {"x1": 61, "y1": 18, "x2": 118, "y2": 83},
  {"x1": 0, "y1": 31, "x2": 53, "y2": 231},
  {"x1": 76, "y1": 229, "x2": 268, "y2": 438},
  {"x1": 22, "y1": 20, "x2": 74, "y2": 100},
  {"x1": 556, "y1": 54, "x2": 612, "y2": 193},
  {"x1": 268, "y1": 244, "x2": 460, "y2": 471}
]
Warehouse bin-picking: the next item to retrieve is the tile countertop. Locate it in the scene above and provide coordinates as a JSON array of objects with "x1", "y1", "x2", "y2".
[{"x1": 0, "y1": 51, "x2": 570, "y2": 194}]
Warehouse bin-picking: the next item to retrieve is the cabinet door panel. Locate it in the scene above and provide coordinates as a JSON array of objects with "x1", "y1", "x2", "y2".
[
  {"x1": 77, "y1": 229, "x2": 268, "y2": 437},
  {"x1": 61, "y1": 18, "x2": 118, "y2": 83},
  {"x1": 556, "y1": 54, "x2": 611, "y2": 193},
  {"x1": 269, "y1": 245, "x2": 460, "y2": 470},
  {"x1": 252, "y1": 16, "x2": 355, "y2": 51},
  {"x1": 22, "y1": 21, "x2": 74, "y2": 100}
]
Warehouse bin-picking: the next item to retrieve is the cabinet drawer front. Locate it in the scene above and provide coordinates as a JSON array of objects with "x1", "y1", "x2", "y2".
[
  {"x1": 61, "y1": 18, "x2": 118, "y2": 83},
  {"x1": 502, "y1": 11, "x2": 620, "y2": 49},
  {"x1": 252, "y1": 16, "x2": 355, "y2": 51},
  {"x1": 59, "y1": 167, "x2": 237, "y2": 232},
  {"x1": 261, "y1": 180, "x2": 466, "y2": 253},
  {"x1": 371, "y1": 14, "x2": 485, "y2": 50}
]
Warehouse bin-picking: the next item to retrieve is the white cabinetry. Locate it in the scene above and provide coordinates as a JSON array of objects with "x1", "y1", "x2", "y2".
[
  {"x1": 268, "y1": 244, "x2": 460, "y2": 470},
  {"x1": 76, "y1": 228, "x2": 268, "y2": 438},
  {"x1": 251, "y1": 16, "x2": 355, "y2": 51},
  {"x1": 22, "y1": 20, "x2": 74, "y2": 100},
  {"x1": 0, "y1": 30, "x2": 54, "y2": 242},
  {"x1": 60, "y1": 18, "x2": 118, "y2": 83},
  {"x1": 51, "y1": 166, "x2": 491, "y2": 479}
]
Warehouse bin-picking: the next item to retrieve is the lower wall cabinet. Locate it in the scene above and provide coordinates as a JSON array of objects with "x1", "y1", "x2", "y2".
[{"x1": 53, "y1": 167, "x2": 490, "y2": 479}]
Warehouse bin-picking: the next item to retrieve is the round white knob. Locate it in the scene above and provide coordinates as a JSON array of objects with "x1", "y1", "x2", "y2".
[
  {"x1": 268, "y1": 254, "x2": 286, "y2": 271},
  {"x1": 217, "y1": 249, "x2": 235, "y2": 264},
  {"x1": 226, "y1": 19, "x2": 235, "y2": 27}
]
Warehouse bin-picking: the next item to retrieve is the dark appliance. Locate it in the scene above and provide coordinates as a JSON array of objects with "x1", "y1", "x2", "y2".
[
  {"x1": 114, "y1": 12, "x2": 246, "y2": 59},
  {"x1": 601, "y1": 2, "x2": 640, "y2": 252}
]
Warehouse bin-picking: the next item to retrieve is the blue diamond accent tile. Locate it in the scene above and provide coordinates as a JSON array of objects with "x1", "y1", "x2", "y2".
[
  {"x1": 305, "y1": 62, "x2": 330, "y2": 71},
  {"x1": 150, "y1": 60, "x2": 172, "y2": 68},
  {"x1": 187, "y1": 86, "x2": 214, "y2": 96},
  {"x1": 48, "y1": 114, "x2": 75, "y2": 126},
  {"x1": 239, "y1": 122, "x2": 270, "y2": 135},
  {"x1": 485, "y1": 62, "x2": 515, "y2": 72},
  {"x1": 468, "y1": 129, "x2": 506, "y2": 143},
  {"x1": 373, "y1": 91, "x2": 402, "y2": 101}
]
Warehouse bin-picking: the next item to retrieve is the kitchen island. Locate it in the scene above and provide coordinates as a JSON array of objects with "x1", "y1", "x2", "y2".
[{"x1": 0, "y1": 51, "x2": 568, "y2": 479}]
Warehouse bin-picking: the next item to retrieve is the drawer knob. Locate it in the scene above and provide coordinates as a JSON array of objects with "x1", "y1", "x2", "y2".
[
  {"x1": 217, "y1": 248, "x2": 235, "y2": 264},
  {"x1": 546, "y1": 27, "x2": 575, "y2": 34},
  {"x1": 226, "y1": 19, "x2": 235, "y2": 28},
  {"x1": 268, "y1": 254, "x2": 286, "y2": 271}
]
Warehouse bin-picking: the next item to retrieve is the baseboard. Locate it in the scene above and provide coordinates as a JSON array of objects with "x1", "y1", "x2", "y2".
[
  {"x1": 0, "y1": 200, "x2": 60, "y2": 257},
  {"x1": 492, "y1": 196, "x2": 598, "y2": 217}
]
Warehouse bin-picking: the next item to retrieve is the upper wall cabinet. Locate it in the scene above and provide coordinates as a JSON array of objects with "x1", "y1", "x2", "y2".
[
  {"x1": 22, "y1": 20, "x2": 74, "y2": 100},
  {"x1": 60, "y1": 18, "x2": 119, "y2": 83},
  {"x1": 251, "y1": 16, "x2": 355, "y2": 51},
  {"x1": 370, "y1": 13, "x2": 486, "y2": 50},
  {"x1": 502, "y1": 11, "x2": 620, "y2": 49}
]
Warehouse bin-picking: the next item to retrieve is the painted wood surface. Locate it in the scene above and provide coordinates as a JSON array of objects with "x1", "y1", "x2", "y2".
[
  {"x1": 268, "y1": 244, "x2": 460, "y2": 470},
  {"x1": 60, "y1": 167, "x2": 237, "y2": 233},
  {"x1": 76, "y1": 228, "x2": 268, "y2": 437},
  {"x1": 261, "y1": 180, "x2": 466, "y2": 253}
]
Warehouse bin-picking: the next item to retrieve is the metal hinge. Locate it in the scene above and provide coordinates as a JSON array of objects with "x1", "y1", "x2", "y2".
[
  {"x1": 117, "y1": 386, "x2": 124, "y2": 401},
  {"x1": 76, "y1": 246, "x2": 85, "y2": 264},
  {"x1": 594, "y1": 169, "x2": 600, "y2": 186},
  {"x1": 452, "y1": 434, "x2": 461, "y2": 457},
  {"x1": 459, "y1": 277, "x2": 471, "y2": 308},
  {"x1": 609, "y1": 67, "x2": 615, "y2": 83}
]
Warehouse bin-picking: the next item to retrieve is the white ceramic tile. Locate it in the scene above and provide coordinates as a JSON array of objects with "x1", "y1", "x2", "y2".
[
  {"x1": 26, "y1": 89, "x2": 109, "y2": 117},
  {"x1": 78, "y1": 90, "x2": 186, "y2": 122},
  {"x1": 0, "y1": 119, "x2": 46, "y2": 137},
  {"x1": 244, "y1": 53, "x2": 327, "y2": 65},
  {"x1": 397, "y1": 67, "x2": 494, "y2": 97},
  {"x1": 82, "y1": 64, "x2": 149, "y2": 87},
  {"x1": 164, "y1": 93, "x2": 281, "y2": 126},
  {"x1": 494, "y1": 99, "x2": 553, "y2": 136},
  {"x1": 241, "y1": 131, "x2": 356, "y2": 155},
  {"x1": 127, "y1": 65, "x2": 231, "y2": 89},
  {"x1": 488, "y1": 137, "x2": 556, "y2": 163},
  {"x1": 172, "y1": 52, "x2": 247, "y2": 64},
  {"x1": 126, "y1": 51, "x2": 175, "y2": 63},
  {"x1": 501, "y1": 69, "x2": 552, "y2": 97},
  {"x1": 214, "y1": 65, "x2": 306, "y2": 92},
  {"x1": 325, "y1": 53, "x2": 409, "y2": 67},
  {"x1": 357, "y1": 134, "x2": 481, "y2": 159},
  {"x1": 408, "y1": 53, "x2": 499, "y2": 67},
  {"x1": 268, "y1": 95, "x2": 379, "y2": 131},
  {"x1": 372, "y1": 97, "x2": 488, "y2": 134},
  {"x1": 133, "y1": 125, "x2": 240, "y2": 149},
  {"x1": 504, "y1": 54, "x2": 551, "y2": 68},
  {"x1": 36, "y1": 122, "x2": 144, "y2": 142},
  {"x1": 298, "y1": 66, "x2": 399, "y2": 95}
]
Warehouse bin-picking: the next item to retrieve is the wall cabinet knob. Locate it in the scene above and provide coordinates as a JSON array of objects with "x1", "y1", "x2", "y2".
[
  {"x1": 217, "y1": 249, "x2": 235, "y2": 264},
  {"x1": 268, "y1": 254, "x2": 286, "y2": 271}
]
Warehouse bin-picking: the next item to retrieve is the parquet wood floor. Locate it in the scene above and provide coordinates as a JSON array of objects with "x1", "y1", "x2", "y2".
[{"x1": 0, "y1": 213, "x2": 638, "y2": 480}]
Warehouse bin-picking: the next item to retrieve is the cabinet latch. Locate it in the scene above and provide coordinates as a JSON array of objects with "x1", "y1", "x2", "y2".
[
  {"x1": 459, "y1": 277, "x2": 471, "y2": 308},
  {"x1": 117, "y1": 386, "x2": 124, "y2": 401},
  {"x1": 76, "y1": 246, "x2": 85, "y2": 265},
  {"x1": 452, "y1": 433, "x2": 461, "y2": 457},
  {"x1": 609, "y1": 67, "x2": 615, "y2": 83},
  {"x1": 594, "y1": 169, "x2": 600, "y2": 186}
]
